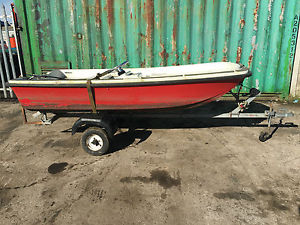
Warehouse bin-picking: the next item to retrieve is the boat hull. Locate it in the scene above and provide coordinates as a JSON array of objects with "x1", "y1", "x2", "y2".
[{"x1": 11, "y1": 78, "x2": 244, "y2": 111}]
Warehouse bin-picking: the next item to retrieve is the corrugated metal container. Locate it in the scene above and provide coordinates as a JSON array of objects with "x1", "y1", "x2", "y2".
[{"x1": 15, "y1": 0, "x2": 300, "y2": 96}]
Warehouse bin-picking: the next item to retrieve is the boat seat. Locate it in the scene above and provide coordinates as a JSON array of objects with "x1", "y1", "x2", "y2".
[
  {"x1": 26, "y1": 70, "x2": 67, "y2": 80},
  {"x1": 45, "y1": 70, "x2": 67, "y2": 80}
]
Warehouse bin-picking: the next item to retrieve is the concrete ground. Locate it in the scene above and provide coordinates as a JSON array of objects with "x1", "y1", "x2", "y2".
[{"x1": 0, "y1": 100, "x2": 299, "y2": 225}]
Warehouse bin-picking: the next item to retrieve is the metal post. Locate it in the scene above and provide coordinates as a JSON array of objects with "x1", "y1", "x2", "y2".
[
  {"x1": 2, "y1": 4, "x2": 16, "y2": 79},
  {"x1": 0, "y1": 23, "x2": 13, "y2": 97},
  {"x1": 0, "y1": 59, "x2": 7, "y2": 98},
  {"x1": 21, "y1": 107, "x2": 28, "y2": 124},
  {"x1": 11, "y1": 4, "x2": 23, "y2": 77}
]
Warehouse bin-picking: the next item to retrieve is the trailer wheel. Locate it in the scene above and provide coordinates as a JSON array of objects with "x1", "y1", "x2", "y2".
[
  {"x1": 81, "y1": 127, "x2": 109, "y2": 156},
  {"x1": 259, "y1": 131, "x2": 269, "y2": 142}
]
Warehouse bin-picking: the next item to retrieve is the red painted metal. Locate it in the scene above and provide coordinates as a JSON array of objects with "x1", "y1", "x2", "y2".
[
  {"x1": 11, "y1": 78, "x2": 243, "y2": 111},
  {"x1": 9, "y1": 37, "x2": 16, "y2": 48}
]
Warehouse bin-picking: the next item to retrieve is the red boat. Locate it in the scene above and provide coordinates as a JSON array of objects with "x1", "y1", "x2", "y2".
[
  {"x1": 9, "y1": 62, "x2": 295, "y2": 156},
  {"x1": 9, "y1": 62, "x2": 251, "y2": 112}
]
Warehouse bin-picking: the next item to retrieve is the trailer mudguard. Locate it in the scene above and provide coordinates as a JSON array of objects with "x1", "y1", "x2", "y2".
[{"x1": 72, "y1": 118, "x2": 116, "y2": 139}]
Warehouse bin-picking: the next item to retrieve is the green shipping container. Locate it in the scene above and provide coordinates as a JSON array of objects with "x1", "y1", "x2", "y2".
[{"x1": 14, "y1": 0, "x2": 300, "y2": 97}]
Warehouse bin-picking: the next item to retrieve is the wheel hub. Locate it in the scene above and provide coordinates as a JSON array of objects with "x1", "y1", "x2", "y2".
[{"x1": 86, "y1": 134, "x2": 104, "y2": 151}]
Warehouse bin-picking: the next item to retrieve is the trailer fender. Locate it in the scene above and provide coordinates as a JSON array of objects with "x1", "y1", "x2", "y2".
[{"x1": 72, "y1": 118, "x2": 116, "y2": 139}]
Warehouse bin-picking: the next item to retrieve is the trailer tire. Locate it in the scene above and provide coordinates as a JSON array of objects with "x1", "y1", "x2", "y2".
[{"x1": 81, "y1": 127, "x2": 109, "y2": 156}]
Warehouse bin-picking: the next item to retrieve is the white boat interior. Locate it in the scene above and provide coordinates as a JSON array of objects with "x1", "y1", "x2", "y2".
[{"x1": 58, "y1": 62, "x2": 247, "y2": 80}]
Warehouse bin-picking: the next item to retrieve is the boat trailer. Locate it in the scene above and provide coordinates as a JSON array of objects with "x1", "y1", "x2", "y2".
[{"x1": 21, "y1": 88, "x2": 294, "y2": 156}]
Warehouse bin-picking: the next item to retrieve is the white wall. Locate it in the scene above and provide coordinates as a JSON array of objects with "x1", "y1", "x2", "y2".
[
  {"x1": 297, "y1": 62, "x2": 300, "y2": 97},
  {"x1": 291, "y1": 29, "x2": 300, "y2": 98}
]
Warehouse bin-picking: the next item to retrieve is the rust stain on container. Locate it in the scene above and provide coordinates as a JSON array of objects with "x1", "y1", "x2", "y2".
[
  {"x1": 248, "y1": 55, "x2": 253, "y2": 68},
  {"x1": 227, "y1": 0, "x2": 231, "y2": 12},
  {"x1": 101, "y1": 53, "x2": 107, "y2": 61},
  {"x1": 182, "y1": 45, "x2": 187, "y2": 55},
  {"x1": 172, "y1": 0, "x2": 178, "y2": 51},
  {"x1": 280, "y1": 3, "x2": 285, "y2": 24},
  {"x1": 172, "y1": 23, "x2": 177, "y2": 51},
  {"x1": 209, "y1": 49, "x2": 216, "y2": 62},
  {"x1": 34, "y1": 7, "x2": 41, "y2": 20},
  {"x1": 119, "y1": 6, "x2": 125, "y2": 34},
  {"x1": 83, "y1": 0, "x2": 89, "y2": 21},
  {"x1": 159, "y1": 44, "x2": 169, "y2": 63},
  {"x1": 187, "y1": 53, "x2": 191, "y2": 61},
  {"x1": 239, "y1": 19, "x2": 245, "y2": 29},
  {"x1": 248, "y1": 35, "x2": 257, "y2": 67},
  {"x1": 223, "y1": 45, "x2": 228, "y2": 54},
  {"x1": 200, "y1": 51, "x2": 204, "y2": 58},
  {"x1": 105, "y1": 0, "x2": 114, "y2": 29},
  {"x1": 95, "y1": 0, "x2": 101, "y2": 26},
  {"x1": 139, "y1": 33, "x2": 146, "y2": 39},
  {"x1": 211, "y1": 49, "x2": 215, "y2": 56},
  {"x1": 236, "y1": 46, "x2": 242, "y2": 63},
  {"x1": 123, "y1": 44, "x2": 128, "y2": 58},
  {"x1": 253, "y1": 0, "x2": 259, "y2": 31},
  {"x1": 71, "y1": 0, "x2": 75, "y2": 13},
  {"x1": 146, "y1": 0, "x2": 154, "y2": 48},
  {"x1": 222, "y1": 42, "x2": 228, "y2": 62}
]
